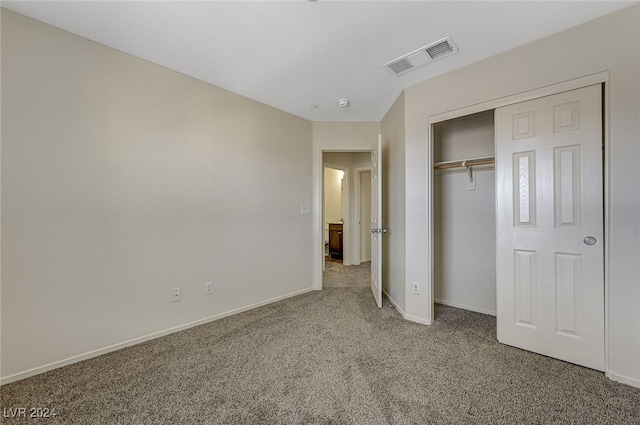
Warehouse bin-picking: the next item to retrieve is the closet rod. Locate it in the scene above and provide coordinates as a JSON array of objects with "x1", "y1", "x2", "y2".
[{"x1": 433, "y1": 156, "x2": 495, "y2": 170}]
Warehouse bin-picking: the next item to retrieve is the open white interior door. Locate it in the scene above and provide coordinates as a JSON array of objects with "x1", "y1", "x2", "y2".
[
  {"x1": 370, "y1": 135, "x2": 383, "y2": 308},
  {"x1": 495, "y1": 84, "x2": 604, "y2": 370}
]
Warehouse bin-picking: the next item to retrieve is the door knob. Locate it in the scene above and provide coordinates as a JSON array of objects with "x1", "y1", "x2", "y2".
[
  {"x1": 583, "y1": 236, "x2": 597, "y2": 246},
  {"x1": 372, "y1": 229, "x2": 378, "y2": 234}
]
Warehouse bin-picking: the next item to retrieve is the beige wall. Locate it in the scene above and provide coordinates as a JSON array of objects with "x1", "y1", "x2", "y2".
[
  {"x1": 403, "y1": 5, "x2": 640, "y2": 385},
  {"x1": 380, "y1": 93, "x2": 406, "y2": 315},
  {"x1": 323, "y1": 167, "x2": 343, "y2": 225},
  {"x1": 313, "y1": 122, "x2": 380, "y2": 150},
  {"x1": 1, "y1": 10, "x2": 314, "y2": 382}
]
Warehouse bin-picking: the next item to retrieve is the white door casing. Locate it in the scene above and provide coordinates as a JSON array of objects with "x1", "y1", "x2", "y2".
[
  {"x1": 371, "y1": 135, "x2": 383, "y2": 308},
  {"x1": 359, "y1": 169, "x2": 372, "y2": 263},
  {"x1": 496, "y1": 84, "x2": 604, "y2": 370}
]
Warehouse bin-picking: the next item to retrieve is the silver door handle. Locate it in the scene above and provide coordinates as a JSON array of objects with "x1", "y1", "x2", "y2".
[
  {"x1": 372, "y1": 229, "x2": 378, "y2": 234},
  {"x1": 583, "y1": 236, "x2": 597, "y2": 246}
]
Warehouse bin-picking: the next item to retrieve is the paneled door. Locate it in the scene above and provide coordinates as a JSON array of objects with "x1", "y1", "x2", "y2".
[
  {"x1": 370, "y1": 135, "x2": 383, "y2": 308},
  {"x1": 495, "y1": 84, "x2": 604, "y2": 370}
]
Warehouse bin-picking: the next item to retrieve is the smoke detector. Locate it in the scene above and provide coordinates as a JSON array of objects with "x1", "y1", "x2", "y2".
[
  {"x1": 337, "y1": 99, "x2": 350, "y2": 107},
  {"x1": 384, "y1": 36, "x2": 459, "y2": 76}
]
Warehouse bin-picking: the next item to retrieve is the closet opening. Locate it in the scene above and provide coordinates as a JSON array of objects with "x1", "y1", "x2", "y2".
[
  {"x1": 433, "y1": 110, "x2": 497, "y2": 318},
  {"x1": 428, "y1": 78, "x2": 608, "y2": 371}
]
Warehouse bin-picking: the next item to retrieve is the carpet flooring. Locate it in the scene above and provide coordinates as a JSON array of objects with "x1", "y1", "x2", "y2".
[{"x1": 2, "y1": 262, "x2": 639, "y2": 424}]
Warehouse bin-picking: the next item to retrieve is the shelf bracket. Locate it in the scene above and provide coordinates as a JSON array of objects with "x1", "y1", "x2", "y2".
[
  {"x1": 462, "y1": 161, "x2": 476, "y2": 191},
  {"x1": 462, "y1": 161, "x2": 473, "y2": 183}
]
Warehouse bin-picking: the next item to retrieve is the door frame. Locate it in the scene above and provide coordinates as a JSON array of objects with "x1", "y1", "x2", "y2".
[
  {"x1": 323, "y1": 163, "x2": 350, "y2": 267},
  {"x1": 426, "y1": 71, "x2": 611, "y2": 365},
  {"x1": 314, "y1": 149, "x2": 371, "y2": 290},
  {"x1": 354, "y1": 166, "x2": 372, "y2": 265}
]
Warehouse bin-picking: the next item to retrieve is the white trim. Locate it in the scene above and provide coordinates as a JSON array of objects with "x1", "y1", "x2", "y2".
[
  {"x1": 427, "y1": 122, "x2": 436, "y2": 324},
  {"x1": 428, "y1": 71, "x2": 610, "y2": 125},
  {"x1": 323, "y1": 163, "x2": 351, "y2": 265},
  {"x1": 404, "y1": 313, "x2": 433, "y2": 326},
  {"x1": 385, "y1": 288, "x2": 432, "y2": 324},
  {"x1": 384, "y1": 289, "x2": 409, "y2": 321},
  {"x1": 435, "y1": 299, "x2": 496, "y2": 316},
  {"x1": 0, "y1": 287, "x2": 317, "y2": 385},
  {"x1": 354, "y1": 166, "x2": 372, "y2": 265},
  {"x1": 605, "y1": 371, "x2": 640, "y2": 389},
  {"x1": 314, "y1": 148, "x2": 372, "y2": 291},
  {"x1": 602, "y1": 80, "x2": 612, "y2": 385},
  {"x1": 313, "y1": 146, "x2": 323, "y2": 290}
]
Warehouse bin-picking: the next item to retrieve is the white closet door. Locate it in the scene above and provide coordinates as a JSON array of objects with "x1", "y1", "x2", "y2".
[{"x1": 495, "y1": 84, "x2": 604, "y2": 371}]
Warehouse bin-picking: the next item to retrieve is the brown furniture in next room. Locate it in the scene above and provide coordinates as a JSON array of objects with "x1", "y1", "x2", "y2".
[{"x1": 328, "y1": 223, "x2": 343, "y2": 260}]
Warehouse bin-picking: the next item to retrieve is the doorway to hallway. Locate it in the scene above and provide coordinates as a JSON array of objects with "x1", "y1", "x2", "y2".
[{"x1": 322, "y1": 152, "x2": 371, "y2": 269}]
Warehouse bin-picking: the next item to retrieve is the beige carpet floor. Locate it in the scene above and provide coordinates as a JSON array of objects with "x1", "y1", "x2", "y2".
[{"x1": 2, "y1": 261, "x2": 639, "y2": 424}]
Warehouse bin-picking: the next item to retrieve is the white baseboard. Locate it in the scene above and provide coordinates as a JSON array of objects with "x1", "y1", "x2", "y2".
[
  {"x1": 403, "y1": 313, "x2": 433, "y2": 325},
  {"x1": 382, "y1": 289, "x2": 404, "y2": 315},
  {"x1": 434, "y1": 298, "x2": 496, "y2": 316},
  {"x1": 383, "y1": 290, "x2": 432, "y2": 325},
  {"x1": 1, "y1": 287, "x2": 317, "y2": 385},
  {"x1": 606, "y1": 370, "x2": 640, "y2": 389}
]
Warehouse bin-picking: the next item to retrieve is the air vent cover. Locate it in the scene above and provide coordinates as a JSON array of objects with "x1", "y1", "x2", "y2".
[
  {"x1": 387, "y1": 58, "x2": 414, "y2": 74},
  {"x1": 384, "y1": 36, "x2": 459, "y2": 76},
  {"x1": 425, "y1": 39, "x2": 455, "y2": 59}
]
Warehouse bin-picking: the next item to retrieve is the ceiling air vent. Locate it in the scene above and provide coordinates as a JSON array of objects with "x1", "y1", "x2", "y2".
[
  {"x1": 387, "y1": 58, "x2": 414, "y2": 75},
  {"x1": 425, "y1": 39, "x2": 455, "y2": 59},
  {"x1": 384, "y1": 36, "x2": 459, "y2": 76}
]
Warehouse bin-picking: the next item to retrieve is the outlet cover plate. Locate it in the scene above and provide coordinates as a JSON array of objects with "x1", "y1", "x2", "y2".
[{"x1": 171, "y1": 287, "x2": 181, "y2": 302}]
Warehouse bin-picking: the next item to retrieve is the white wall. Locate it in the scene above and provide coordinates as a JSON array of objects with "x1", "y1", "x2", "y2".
[
  {"x1": 403, "y1": 5, "x2": 640, "y2": 386},
  {"x1": 1, "y1": 10, "x2": 314, "y2": 383}
]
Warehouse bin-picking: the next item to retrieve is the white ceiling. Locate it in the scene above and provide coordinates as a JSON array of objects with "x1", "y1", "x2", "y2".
[{"x1": 2, "y1": 1, "x2": 636, "y2": 122}]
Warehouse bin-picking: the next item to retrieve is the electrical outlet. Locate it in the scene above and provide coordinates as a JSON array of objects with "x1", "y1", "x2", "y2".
[
  {"x1": 204, "y1": 281, "x2": 213, "y2": 295},
  {"x1": 171, "y1": 287, "x2": 181, "y2": 302},
  {"x1": 412, "y1": 281, "x2": 420, "y2": 295}
]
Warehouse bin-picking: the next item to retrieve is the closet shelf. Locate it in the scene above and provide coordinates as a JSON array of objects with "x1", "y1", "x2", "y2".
[{"x1": 433, "y1": 156, "x2": 495, "y2": 170}]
